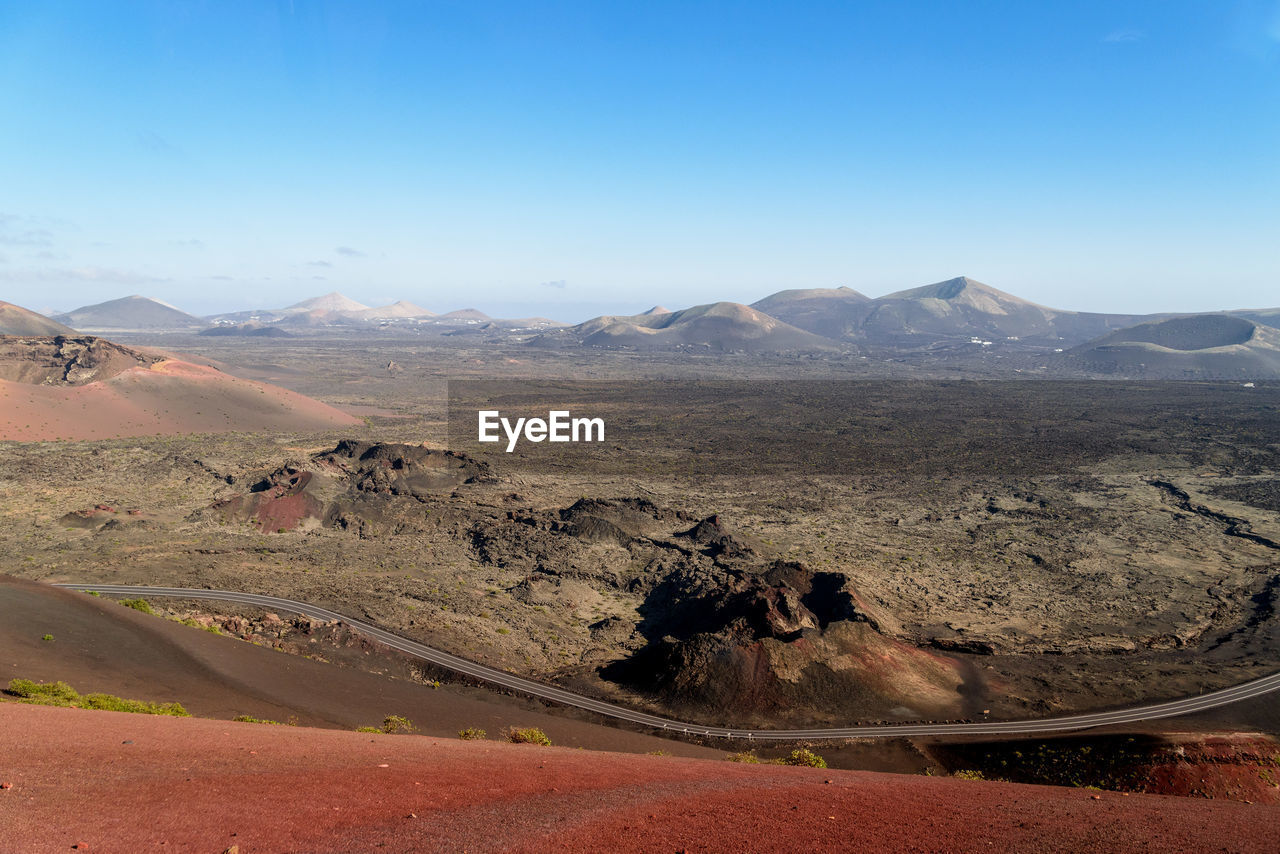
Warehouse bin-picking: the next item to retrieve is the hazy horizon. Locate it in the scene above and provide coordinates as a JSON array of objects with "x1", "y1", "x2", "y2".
[{"x1": 3, "y1": 1, "x2": 1278, "y2": 320}]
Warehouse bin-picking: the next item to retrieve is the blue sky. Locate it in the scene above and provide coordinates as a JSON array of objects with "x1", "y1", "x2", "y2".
[{"x1": 1, "y1": 1, "x2": 1277, "y2": 319}]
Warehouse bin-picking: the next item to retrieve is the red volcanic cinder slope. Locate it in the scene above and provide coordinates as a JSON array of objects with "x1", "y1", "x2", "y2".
[
  {"x1": 1, "y1": 702, "x2": 1276, "y2": 854},
  {"x1": 0, "y1": 336, "x2": 360, "y2": 440}
]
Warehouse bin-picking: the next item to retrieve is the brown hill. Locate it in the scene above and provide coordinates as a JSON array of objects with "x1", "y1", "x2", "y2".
[
  {"x1": 542, "y1": 301, "x2": 838, "y2": 353},
  {"x1": 750, "y1": 286, "x2": 871, "y2": 340},
  {"x1": 285, "y1": 291, "x2": 370, "y2": 313},
  {"x1": 0, "y1": 335, "x2": 360, "y2": 440},
  {"x1": 356, "y1": 300, "x2": 435, "y2": 319},
  {"x1": 0, "y1": 300, "x2": 76, "y2": 336},
  {"x1": 1064, "y1": 315, "x2": 1280, "y2": 379}
]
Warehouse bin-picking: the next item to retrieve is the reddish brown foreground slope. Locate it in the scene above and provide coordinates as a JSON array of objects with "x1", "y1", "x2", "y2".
[
  {"x1": 0, "y1": 336, "x2": 359, "y2": 441},
  {"x1": 0, "y1": 575, "x2": 713, "y2": 758},
  {"x1": 1, "y1": 703, "x2": 1276, "y2": 854}
]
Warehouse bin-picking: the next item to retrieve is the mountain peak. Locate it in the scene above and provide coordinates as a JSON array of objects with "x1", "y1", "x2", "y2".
[
  {"x1": 287, "y1": 292, "x2": 370, "y2": 313},
  {"x1": 53, "y1": 295, "x2": 203, "y2": 330},
  {"x1": 881, "y1": 277, "x2": 1047, "y2": 308},
  {"x1": 751, "y1": 287, "x2": 870, "y2": 309}
]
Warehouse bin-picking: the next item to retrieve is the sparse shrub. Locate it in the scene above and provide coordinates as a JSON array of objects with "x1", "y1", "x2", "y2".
[
  {"x1": 234, "y1": 715, "x2": 283, "y2": 725},
  {"x1": 781, "y1": 748, "x2": 827, "y2": 768},
  {"x1": 380, "y1": 714, "x2": 416, "y2": 734},
  {"x1": 647, "y1": 750, "x2": 670, "y2": 756},
  {"x1": 6, "y1": 678, "x2": 188, "y2": 716},
  {"x1": 356, "y1": 726, "x2": 382, "y2": 733},
  {"x1": 458, "y1": 727, "x2": 487, "y2": 740},
  {"x1": 7, "y1": 678, "x2": 78, "y2": 705},
  {"x1": 726, "y1": 751, "x2": 760, "y2": 763},
  {"x1": 953, "y1": 769, "x2": 986, "y2": 781},
  {"x1": 506, "y1": 726, "x2": 551, "y2": 746},
  {"x1": 81, "y1": 693, "x2": 189, "y2": 716},
  {"x1": 119, "y1": 598, "x2": 155, "y2": 615},
  {"x1": 41, "y1": 634, "x2": 53, "y2": 642}
]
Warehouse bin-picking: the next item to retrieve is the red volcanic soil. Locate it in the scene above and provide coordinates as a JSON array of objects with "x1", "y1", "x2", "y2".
[
  {"x1": 1143, "y1": 733, "x2": 1280, "y2": 801},
  {"x1": 2, "y1": 703, "x2": 1277, "y2": 854},
  {"x1": 216, "y1": 469, "x2": 329, "y2": 532},
  {"x1": 0, "y1": 357, "x2": 360, "y2": 441}
]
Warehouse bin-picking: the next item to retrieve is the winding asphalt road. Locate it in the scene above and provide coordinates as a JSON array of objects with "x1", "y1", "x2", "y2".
[{"x1": 57, "y1": 583, "x2": 1280, "y2": 742}]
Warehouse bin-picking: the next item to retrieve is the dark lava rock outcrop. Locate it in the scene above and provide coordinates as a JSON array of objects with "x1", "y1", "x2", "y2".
[
  {"x1": 606, "y1": 558, "x2": 967, "y2": 723},
  {"x1": 678, "y1": 514, "x2": 753, "y2": 558},
  {"x1": 317, "y1": 440, "x2": 491, "y2": 499},
  {"x1": 201, "y1": 441, "x2": 492, "y2": 534},
  {"x1": 465, "y1": 498, "x2": 969, "y2": 723}
]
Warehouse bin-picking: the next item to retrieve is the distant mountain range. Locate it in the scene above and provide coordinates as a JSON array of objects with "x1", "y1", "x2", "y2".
[
  {"x1": 8, "y1": 279, "x2": 1280, "y2": 378},
  {"x1": 200, "y1": 292, "x2": 556, "y2": 332},
  {"x1": 208, "y1": 292, "x2": 437, "y2": 328},
  {"x1": 533, "y1": 301, "x2": 835, "y2": 353},
  {"x1": 539, "y1": 277, "x2": 1278, "y2": 366},
  {"x1": 748, "y1": 277, "x2": 1148, "y2": 348}
]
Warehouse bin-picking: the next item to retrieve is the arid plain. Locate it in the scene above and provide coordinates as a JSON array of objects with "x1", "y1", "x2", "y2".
[{"x1": 4, "y1": 332, "x2": 1278, "y2": 740}]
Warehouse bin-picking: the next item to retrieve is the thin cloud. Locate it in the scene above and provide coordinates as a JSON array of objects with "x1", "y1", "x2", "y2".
[
  {"x1": 0, "y1": 229, "x2": 53, "y2": 247},
  {"x1": 0, "y1": 266, "x2": 167, "y2": 285},
  {"x1": 335, "y1": 246, "x2": 366, "y2": 258},
  {"x1": 0, "y1": 216, "x2": 54, "y2": 247},
  {"x1": 306, "y1": 260, "x2": 333, "y2": 268},
  {"x1": 541, "y1": 279, "x2": 568, "y2": 289},
  {"x1": 171, "y1": 238, "x2": 205, "y2": 248},
  {"x1": 1103, "y1": 28, "x2": 1145, "y2": 43},
  {"x1": 0, "y1": 213, "x2": 74, "y2": 248}
]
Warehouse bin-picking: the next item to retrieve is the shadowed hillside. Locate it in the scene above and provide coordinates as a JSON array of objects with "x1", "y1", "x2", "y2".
[{"x1": 1064, "y1": 315, "x2": 1280, "y2": 379}]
